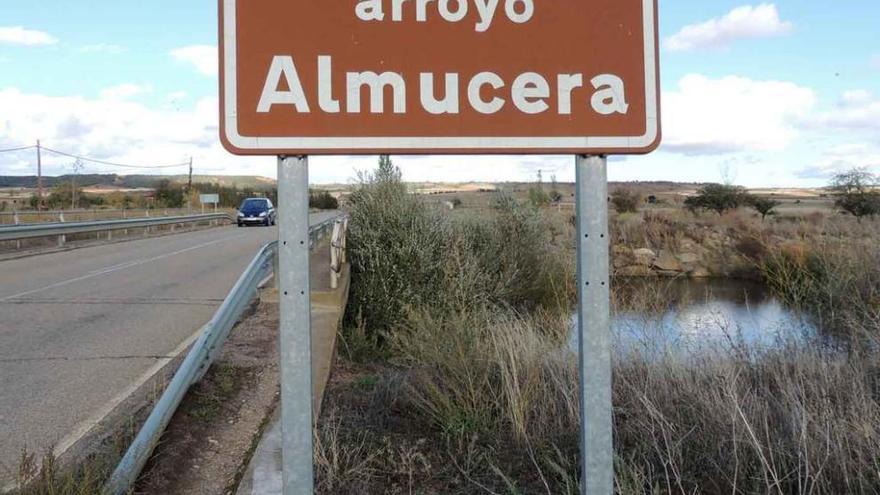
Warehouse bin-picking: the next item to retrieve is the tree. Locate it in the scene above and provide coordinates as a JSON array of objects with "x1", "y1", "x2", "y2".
[
  {"x1": 748, "y1": 197, "x2": 781, "y2": 221},
  {"x1": 610, "y1": 188, "x2": 641, "y2": 213},
  {"x1": 527, "y1": 171, "x2": 550, "y2": 207},
  {"x1": 154, "y1": 179, "x2": 184, "y2": 208},
  {"x1": 830, "y1": 168, "x2": 880, "y2": 222},
  {"x1": 684, "y1": 184, "x2": 748, "y2": 215}
]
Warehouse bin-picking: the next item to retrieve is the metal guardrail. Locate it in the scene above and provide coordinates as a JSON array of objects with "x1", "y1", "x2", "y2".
[
  {"x1": 0, "y1": 213, "x2": 232, "y2": 242},
  {"x1": 0, "y1": 208, "x2": 215, "y2": 225},
  {"x1": 103, "y1": 215, "x2": 343, "y2": 495}
]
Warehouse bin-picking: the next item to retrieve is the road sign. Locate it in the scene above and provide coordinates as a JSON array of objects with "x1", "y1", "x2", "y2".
[
  {"x1": 199, "y1": 194, "x2": 220, "y2": 205},
  {"x1": 219, "y1": 0, "x2": 660, "y2": 155}
]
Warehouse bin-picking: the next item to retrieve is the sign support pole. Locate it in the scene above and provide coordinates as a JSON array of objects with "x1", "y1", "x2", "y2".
[
  {"x1": 277, "y1": 155, "x2": 315, "y2": 494},
  {"x1": 575, "y1": 154, "x2": 613, "y2": 494}
]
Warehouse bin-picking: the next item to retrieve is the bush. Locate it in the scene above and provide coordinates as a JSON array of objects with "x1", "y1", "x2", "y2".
[
  {"x1": 309, "y1": 190, "x2": 339, "y2": 210},
  {"x1": 610, "y1": 188, "x2": 641, "y2": 213},
  {"x1": 684, "y1": 183, "x2": 748, "y2": 215},
  {"x1": 345, "y1": 158, "x2": 567, "y2": 337},
  {"x1": 747, "y1": 196, "x2": 781, "y2": 221}
]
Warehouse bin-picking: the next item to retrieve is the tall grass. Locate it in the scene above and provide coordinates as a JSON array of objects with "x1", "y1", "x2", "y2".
[{"x1": 384, "y1": 304, "x2": 880, "y2": 494}]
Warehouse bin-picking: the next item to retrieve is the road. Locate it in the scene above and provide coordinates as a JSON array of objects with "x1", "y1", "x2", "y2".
[{"x1": 0, "y1": 211, "x2": 338, "y2": 475}]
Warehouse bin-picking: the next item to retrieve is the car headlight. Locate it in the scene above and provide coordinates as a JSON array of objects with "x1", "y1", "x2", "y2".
[
  {"x1": 237, "y1": 212, "x2": 244, "y2": 217},
  {"x1": 259, "y1": 211, "x2": 268, "y2": 217}
]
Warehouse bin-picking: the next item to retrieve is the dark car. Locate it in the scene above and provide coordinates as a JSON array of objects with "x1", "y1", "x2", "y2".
[{"x1": 237, "y1": 198, "x2": 276, "y2": 227}]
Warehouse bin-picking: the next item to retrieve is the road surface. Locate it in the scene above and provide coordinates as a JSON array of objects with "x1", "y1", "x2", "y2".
[{"x1": 0, "y1": 212, "x2": 338, "y2": 475}]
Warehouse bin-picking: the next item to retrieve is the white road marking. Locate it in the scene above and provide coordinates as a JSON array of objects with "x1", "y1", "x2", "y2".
[{"x1": 1, "y1": 234, "x2": 247, "y2": 302}]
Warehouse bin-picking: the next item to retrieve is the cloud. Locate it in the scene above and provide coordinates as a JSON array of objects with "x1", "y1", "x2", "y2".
[
  {"x1": 661, "y1": 74, "x2": 815, "y2": 155},
  {"x1": 0, "y1": 26, "x2": 58, "y2": 46},
  {"x1": 99, "y1": 83, "x2": 150, "y2": 101},
  {"x1": 666, "y1": 4, "x2": 793, "y2": 52},
  {"x1": 171, "y1": 45, "x2": 218, "y2": 77},
  {"x1": 0, "y1": 86, "x2": 274, "y2": 177},
  {"x1": 797, "y1": 143, "x2": 880, "y2": 179},
  {"x1": 872, "y1": 55, "x2": 880, "y2": 69},
  {"x1": 808, "y1": 90, "x2": 880, "y2": 140},
  {"x1": 79, "y1": 43, "x2": 126, "y2": 54}
]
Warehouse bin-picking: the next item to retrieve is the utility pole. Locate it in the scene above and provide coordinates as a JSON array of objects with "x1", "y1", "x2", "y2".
[
  {"x1": 36, "y1": 140, "x2": 44, "y2": 210},
  {"x1": 187, "y1": 157, "x2": 193, "y2": 213},
  {"x1": 72, "y1": 158, "x2": 84, "y2": 209}
]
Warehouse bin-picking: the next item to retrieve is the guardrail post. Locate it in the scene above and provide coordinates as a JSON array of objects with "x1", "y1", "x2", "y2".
[
  {"x1": 330, "y1": 220, "x2": 341, "y2": 289},
  {"x1": 13, "y1": 211, "x2": 21, "y2": 249},
  {"x1": 277, "y1": 155, "x2": 315, "y2": 494},
  {"x1": 58, "y1": 212, "x2": 66, "y2": 247}
]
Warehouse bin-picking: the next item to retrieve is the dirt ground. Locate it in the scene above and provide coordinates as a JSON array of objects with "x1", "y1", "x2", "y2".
[{"x1": 135, "y1": 297, "x2": 282, "y2": 495}]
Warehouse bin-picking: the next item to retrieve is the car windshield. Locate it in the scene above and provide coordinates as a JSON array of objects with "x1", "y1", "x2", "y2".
[{"x1": 240, "y1": 199, "x2": 268, "y2": 210}]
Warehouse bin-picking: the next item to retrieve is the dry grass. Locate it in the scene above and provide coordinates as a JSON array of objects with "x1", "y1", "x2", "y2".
[{"x1": 332, "y1": 163, "x2": 880, "y2": 493}]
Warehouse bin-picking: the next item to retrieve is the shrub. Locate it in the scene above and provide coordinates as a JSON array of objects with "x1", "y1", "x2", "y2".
[
  {"x1": 684, "y1": 184, "x2": 748, "y2": 215},
  {"x1": 309, "y1": 190, "x2": 339, "y2": 210},
  {"x1": 345, "y1": 159, "x2": 568, "y2": 339},
  {"x1": 747, "y1": 196, "x2": 781, "y2": 221},
  {"x1": 610, "y1": 188, "x2": 641, "y2": 213}
]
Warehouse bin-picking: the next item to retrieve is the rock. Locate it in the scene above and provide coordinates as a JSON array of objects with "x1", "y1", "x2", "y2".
[
  {"x1": 617, "y1": 265, "x2": 656, "y2": 277},
  {"x1": 677, "y1": 252, "x2": 700, "y2": 264},
  {"x1": 633, "y1": 248, "x2": 656, "y2": 266},
  {"x1": 690, "y1": 267, "x2": 711, "y2": 278},
  {"x1": 653, "y1": 251, "x2": 683, "y2": 272}
]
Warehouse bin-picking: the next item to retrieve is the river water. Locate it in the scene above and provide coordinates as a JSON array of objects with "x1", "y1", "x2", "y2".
[{"x1": 569, "y1": 278, "x2": 818, "y2": 357}]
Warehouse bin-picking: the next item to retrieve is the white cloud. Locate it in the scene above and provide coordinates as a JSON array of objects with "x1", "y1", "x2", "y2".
[
  {"x1": 666, "y1": 4, "x2": 792, "y2": 52},
  {"x1": 872, "y1": 55, "x2": 880, "y2": 69},
  {"x1": 99, "y1": 84, "x2": 149, "y2": 101},
  {"x1": 810, "y1": 90, "x2": 880, "y2": 138},
  {"x1": 0, "y1": 26, "x2": 58, "y2": 46},
  {"x1": 798, "y1": 143, "x2": 880, "y2": 179},
  {"x1": 662, "y1": 74, "x2": 815, "y2": 154},
  {"x1": 0, "y1": 86, "x2": 273, "y2": 177},
  {"x1": 79, "y1": 43, "x2": 126, "y2": 54},
  {"x1": 171, "y1": 45, "x2": 218, "y2": 77}
]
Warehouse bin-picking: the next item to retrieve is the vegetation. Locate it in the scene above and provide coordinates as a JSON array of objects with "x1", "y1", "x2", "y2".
[
  {"x1": 328, "y1": 161, "x2": 880, "y2": 494},
  {"x1": 527, "y1": 171, "x2": 551, "y2": 207},
  {"x1": 830, "y1": 168, "x2": 880, "y2": 221},
  {"x1": 310, "y1": 190, "x2": 339, "y2": 210},
  {"x1": 610, "y1": 188, "x2": 641, "y2": 213},
  {"x1": 747, "y1": 196, "x2": 781, "y2": 221},
  {"x1": 684, "y1": 183, "x2": 748, "y2": 214}
]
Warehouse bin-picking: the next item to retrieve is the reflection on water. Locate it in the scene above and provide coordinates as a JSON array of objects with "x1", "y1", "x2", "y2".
[{"x1": 569, "y1": 279, "x2": 818, "y2": 356}]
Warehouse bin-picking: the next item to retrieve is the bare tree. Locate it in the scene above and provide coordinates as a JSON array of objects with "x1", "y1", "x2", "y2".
[{"x1": 830, "y1": 168, "x2": 880, "y2": 222}]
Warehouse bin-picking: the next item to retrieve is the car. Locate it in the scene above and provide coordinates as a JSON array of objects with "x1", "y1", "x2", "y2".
[{"x1": 237, "y1": 197, "x2": 276, "y2": 227}]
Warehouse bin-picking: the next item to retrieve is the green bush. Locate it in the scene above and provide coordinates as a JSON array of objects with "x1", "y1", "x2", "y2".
[
  {"x1": 309, "y1": 190, "x2": 339, "y2": 210},
  {"x1": 610, "y1": 188, "x2": 641, "y2": 213},
  {"x1": 345, "y1": 158, "x2": 566, "y2": 337},
  {"x1": 684, "y1": 183, "x2": 748, "y2": 214}
]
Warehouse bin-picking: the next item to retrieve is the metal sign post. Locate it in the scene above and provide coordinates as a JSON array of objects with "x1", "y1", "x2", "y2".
[
  {"x1": 276, "y1": 155, "x2": 315, "y2": 493},
  {"x1": 575, "y1": 155, "x2": 613, "y2": 494}
]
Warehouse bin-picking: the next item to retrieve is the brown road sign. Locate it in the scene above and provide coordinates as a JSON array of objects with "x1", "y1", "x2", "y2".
[{"x1": 219, "y1": 0, "x2": 660, "y2": 155}]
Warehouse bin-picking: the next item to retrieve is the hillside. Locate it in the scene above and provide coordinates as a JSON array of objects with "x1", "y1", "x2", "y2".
[{"x1": 0, "y1": 174, "x2": 277, "y2": 190}]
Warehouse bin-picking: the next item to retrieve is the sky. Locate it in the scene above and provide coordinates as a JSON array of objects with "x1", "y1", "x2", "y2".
[{"x1": 0, "y1": 1, "x2": 879, "y2": 186}]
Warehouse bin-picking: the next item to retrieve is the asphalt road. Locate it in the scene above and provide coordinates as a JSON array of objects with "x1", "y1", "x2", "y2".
[{"x1": 0, "y1": 211, "x2": 338, "y2": 475}]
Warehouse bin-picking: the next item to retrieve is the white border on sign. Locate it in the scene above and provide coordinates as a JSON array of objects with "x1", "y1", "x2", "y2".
[{"x1": 222, "y1": 0, "x2": 658, "y2": 151}]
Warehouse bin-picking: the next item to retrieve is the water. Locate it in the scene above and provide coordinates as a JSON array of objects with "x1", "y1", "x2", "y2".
[{"x1": 569, "y1": 278, "x2": 818, "y2": 357}]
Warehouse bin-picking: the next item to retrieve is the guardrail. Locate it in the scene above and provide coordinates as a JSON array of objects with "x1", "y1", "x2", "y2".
[
  {"x1": 0, "y1": 208, "x2": 224, "y2": 226},
  {"x1": 103, "y1": 214, "x2": 345, "y2": 495},
  {"x1": 0, "y1": 213, "x2": 233, "y2": 243}
]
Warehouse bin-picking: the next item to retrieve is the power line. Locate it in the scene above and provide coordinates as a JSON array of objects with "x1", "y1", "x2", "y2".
[
  {"x1": 0, "y1": 145, "x2": 36, "y2": 154},
  {"x1": 39, "y1": 146, "x2": 191, "y2": 170}
]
